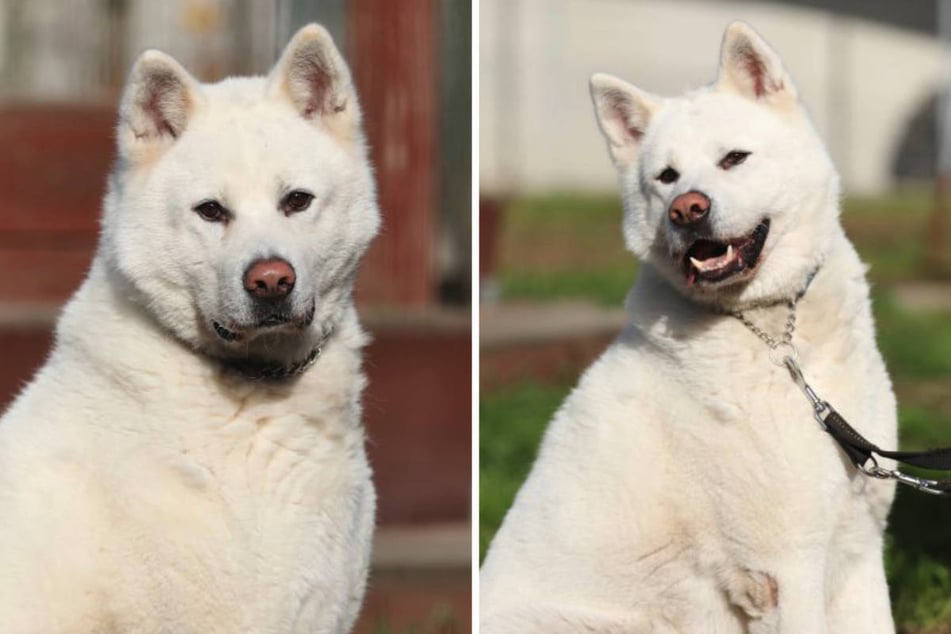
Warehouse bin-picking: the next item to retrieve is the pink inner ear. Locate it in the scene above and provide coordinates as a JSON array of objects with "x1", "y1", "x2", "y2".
[
  {"x1": 139, "y1": 72, "x2": 185, "y2": 139},
  {"x1": 145, "y1": 91, "x2": 176, "y2": 138},
  {"x1": 296, "y1": 58, "x2": 330, "y2": 118},
  {"x1": 291, "y1": 44, "x2": 347, "y2": 118},
  {"x1": 605, "y1": 90, "x2": 643, "y2": 142},
  {"x1": 735, "y1": 42, "x2": 782, "y2": 99},
  {"x1": 615, "y1": 104, "x2": 643, "y2": 141},
  {"x1": 745, "y1": 54, "x2": 766, "y2": 98}
]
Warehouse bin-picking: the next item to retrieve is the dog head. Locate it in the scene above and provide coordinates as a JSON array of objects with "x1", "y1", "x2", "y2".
[
  {"x1": 591, "y1": 22, "x2": 839, "y2": 308},
  {"x1": 101, "y1": 24, "x2": 379, "y2": 364}
]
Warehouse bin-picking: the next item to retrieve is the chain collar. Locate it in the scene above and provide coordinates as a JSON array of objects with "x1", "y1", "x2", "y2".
[
  {"x1": 219, "y1": 324, "x2": 335, "y2": 381},
  {"x1": 728, "y1": 299, "x2": 797, "y2": 352},
  {"x1": 719, "y1": 265, "x2": 820, "y2": 362}
]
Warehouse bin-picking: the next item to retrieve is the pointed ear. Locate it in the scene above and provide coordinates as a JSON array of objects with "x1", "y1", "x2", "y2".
[
  {"x1": 267, "y1": 23, "x2": 361, "y2": 144},
  {"x1": 715, "y1": 22, "x2": 797, "y2": 105},
  {"x1": 590, "y1": 73, "x2": 660, "y2": 165},
  {"x1": 117, "y1": 50, "x2": 202, "y2": 163}
]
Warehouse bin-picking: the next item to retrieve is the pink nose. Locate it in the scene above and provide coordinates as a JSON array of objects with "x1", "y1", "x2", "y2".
[
  {"x1": 243, "y1": 258, "x2": 296, "y2": 300},
  {"x1": 668, "y1": 191, "x2": 711, "y2": 226}
]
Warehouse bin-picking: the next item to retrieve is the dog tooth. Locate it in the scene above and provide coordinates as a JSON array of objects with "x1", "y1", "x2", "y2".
[
  {"x1": 689, "y1": 257, "x2": 704, "y2": 270},
  {"x1": 726, "y1": 244, "x2": 734, "y2": 260}
]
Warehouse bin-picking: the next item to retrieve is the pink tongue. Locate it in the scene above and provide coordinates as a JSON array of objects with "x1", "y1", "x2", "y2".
[{"x1": 705, "y1": 250, "x2": 732, "y2": 269}]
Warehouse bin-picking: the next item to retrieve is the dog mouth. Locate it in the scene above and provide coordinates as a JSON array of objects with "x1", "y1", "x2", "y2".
[
  {"x1": 682, "y1": 219, "x2": 770, "y2": 286},
  {"x1": 212, "y1": 302, "x2": 316, "y2": 342}
]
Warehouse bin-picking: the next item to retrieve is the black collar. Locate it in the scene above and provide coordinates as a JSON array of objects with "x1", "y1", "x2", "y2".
[{"x1": 217, "y1": 325, "x2": 334, "y2": 382}]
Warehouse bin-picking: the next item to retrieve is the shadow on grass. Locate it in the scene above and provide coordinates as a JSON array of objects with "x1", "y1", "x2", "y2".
[{"x1": 888, "y1": 486, "x2": 951, "y2": 632}]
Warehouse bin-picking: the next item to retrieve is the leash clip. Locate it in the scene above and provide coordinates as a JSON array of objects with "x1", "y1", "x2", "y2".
[
  {"x1": 782, "y1": 356, "x2": 830, "y2": 427},
  {"x1": 858, "y1": 458, "x2": 947, "y2": 496}
]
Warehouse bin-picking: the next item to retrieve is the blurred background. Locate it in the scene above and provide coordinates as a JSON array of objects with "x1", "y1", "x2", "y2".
[
  {"x1": 480, "y1": 1, "x2": 951, "y2": 631},
  {"x1": 0, "y1": 0, "x2": 470, "y2": 632}
]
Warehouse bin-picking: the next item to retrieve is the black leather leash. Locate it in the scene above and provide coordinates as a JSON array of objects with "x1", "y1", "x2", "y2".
[
  {"x1": 726, "y1": 266, "x2": 951, "y2": 496},
  {"x1": 783, "y1": 356, "x2": 951, "y2": 496}
]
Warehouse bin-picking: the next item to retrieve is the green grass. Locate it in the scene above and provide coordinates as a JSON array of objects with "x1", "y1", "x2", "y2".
[
  {"x1": 880, "y1": 296, "x2": 951, "y2": 630},
  {"x1": 483, "y1": 190, "x2": 951, "y2": 628},
  {"x1": 496, "y1": 193, "x2": 634, "y2": 306},
  {"x1": 479, "y1": 383, "x2": 566, "y2": 558},
  {"x1": 501, "y1": 267, "x2": 636, "y2": 307},
  {"x1": 843, "y1": 189, "x2": 941, "y2": 284},
  {"x1": 876, "y1": 294, "x2": 951, "y2": 381}
]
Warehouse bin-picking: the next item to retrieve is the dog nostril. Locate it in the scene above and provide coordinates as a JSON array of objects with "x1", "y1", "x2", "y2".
[
  {"x1": 669, "y1": 191, "x2": 710, "y2": 226},
  {"x1": 243, "y1": 258, "x2": 296, "y2": 300}
]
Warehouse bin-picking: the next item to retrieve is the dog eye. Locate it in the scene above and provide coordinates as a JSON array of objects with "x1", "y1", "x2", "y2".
[
  {"x1": 719, "y1": 150, "x2": 751, "y2": 170},
  {"x1": 193, "y1": 200, "x2": 229, "y2": 223},
  {"x1": 281, "y1": 190, "x2": 314, "y2": 215},
  {"x1": 656, "y1": 167, "x2": 679, "y2": 184}
]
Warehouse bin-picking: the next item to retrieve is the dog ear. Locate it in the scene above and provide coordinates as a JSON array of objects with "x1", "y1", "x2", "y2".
[
  {"x1": 117, "y1": 50, "x2": 202, "y2": 163},
  {"x1": 715, "y1": 22, "x2": 797, "y2": 105},
  {"x1": 590, "y1": 73, "x2": 660, "y2": 165},
  {"x1": 267, "y1": 23, "x2": 361, "y2": 145}
]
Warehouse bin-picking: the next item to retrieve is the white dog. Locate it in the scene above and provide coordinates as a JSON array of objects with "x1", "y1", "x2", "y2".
[
  {"x1": 0, "y1": 24, "x2": 379, "y2": 633},
  {"x1": 482, "y1": 22, "x2": 897, "y2": 633}
]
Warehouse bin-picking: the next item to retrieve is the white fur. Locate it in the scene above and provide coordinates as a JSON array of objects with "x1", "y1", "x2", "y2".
[
  {"x1": 482, "y1": 23, "x2": 897, "y2": 633},
  {"x1": 0, "y1": 24, "x2": 379, "y2": 633}
]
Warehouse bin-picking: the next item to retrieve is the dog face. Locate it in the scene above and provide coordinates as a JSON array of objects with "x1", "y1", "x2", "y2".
[
  {"x1": 591, "y1": 22, "x2": 839, "y2": 307},
  {"x1": 101, "y1": 24, "x2": 379, "y2": 362}
]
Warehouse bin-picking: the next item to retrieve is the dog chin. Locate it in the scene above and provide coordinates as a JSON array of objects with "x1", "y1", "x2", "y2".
[{"x1": 210, "y1": 303, "x2": 316, "y2": 344}]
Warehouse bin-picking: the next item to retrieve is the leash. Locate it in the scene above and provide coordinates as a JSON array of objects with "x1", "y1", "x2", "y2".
[
  {"x1": 727, "y1": 272, "x2": 951, "y2": 496},
  {"x1": 782, "y1": 356, "x2": 951, "y2": 495}
]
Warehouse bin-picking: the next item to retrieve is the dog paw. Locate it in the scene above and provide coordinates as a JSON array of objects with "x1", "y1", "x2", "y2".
[{"x1": 726, "y1": 569, "x2": 778, "y2": 619}]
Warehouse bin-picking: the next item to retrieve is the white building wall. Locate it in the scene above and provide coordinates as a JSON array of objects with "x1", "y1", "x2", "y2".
[{"x1": 481, "y1": 0, "x2": 944, "y2": 195}]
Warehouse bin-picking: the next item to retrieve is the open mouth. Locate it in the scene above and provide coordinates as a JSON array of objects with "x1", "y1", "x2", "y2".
[
  {"x1": 682, "y1": 219, "x2": 770, "y2": 286},
  {"x1": 212, "y1": 302, "x2": 316, "y2": 342}
]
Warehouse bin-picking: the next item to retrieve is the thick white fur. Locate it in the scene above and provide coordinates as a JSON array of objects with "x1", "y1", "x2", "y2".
[
  {"x1": 482, "y1": 22, "x2": 897, "y2": 633},
  {"x1": 0, "y1": 24, "x2": 379, "y2": 633}
]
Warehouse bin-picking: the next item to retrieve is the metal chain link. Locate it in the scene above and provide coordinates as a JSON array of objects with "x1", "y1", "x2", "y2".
[{"x1": 728, "y1": 300, "x2": 797, "y2": 350}]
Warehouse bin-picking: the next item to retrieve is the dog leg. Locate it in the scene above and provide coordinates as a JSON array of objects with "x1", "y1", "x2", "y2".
[
  {"x1": 724, "y1": 569, "x2": 779, "y2": 620},
  {"x1": 826, "y1": 545, "x2": 895, "y2": 634},
  {"x1": 725, "y1": 566, "x2": 827, "y2": 633},
  {"x1": 722, "y1": 568, "x2": 781, "y2": 633},
  {"x1": 773, "y1": 567, "x2": 829, "y2": 634}
]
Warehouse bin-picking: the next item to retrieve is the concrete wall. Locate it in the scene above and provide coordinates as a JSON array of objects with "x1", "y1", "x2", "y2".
[{"x1": 480, "y1": 0, "x2": 944, "y2": 195}]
